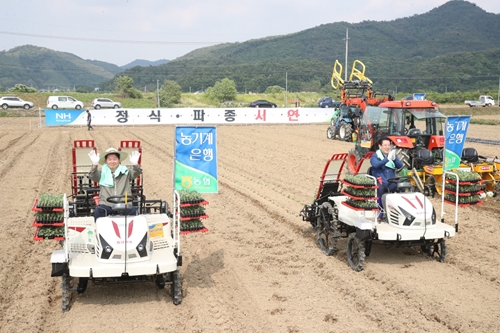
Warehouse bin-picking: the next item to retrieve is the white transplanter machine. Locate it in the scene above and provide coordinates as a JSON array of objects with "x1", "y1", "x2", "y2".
[
  {"x1": 300, "y1": 152, "x2": 457, "y2": 271},
  {"x1": 46, "y1": 140, "x2": 182, "y2": 312}
]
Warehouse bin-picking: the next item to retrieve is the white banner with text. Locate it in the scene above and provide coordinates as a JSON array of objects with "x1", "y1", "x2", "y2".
[{"x1": 44, "y1": 108, "x2": 335, "y2": 126}]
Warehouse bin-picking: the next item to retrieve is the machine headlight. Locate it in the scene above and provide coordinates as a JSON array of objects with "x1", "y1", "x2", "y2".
[
  {"x1": 99, "y1": 234, "x2": 113, "y2": 259},
  {"x1": 136, "y1": 233, "x2": 148, "y2": 258},
  {"x1": 399, "y1": 207, "x2": 415, "y2": 226}
]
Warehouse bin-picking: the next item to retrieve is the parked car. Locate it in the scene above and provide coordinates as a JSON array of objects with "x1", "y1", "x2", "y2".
[
  {"x1": 47, "y1": 96, "x2": 84, "y2": 110},
  {"x1": 248, "y1": 100, "x2": 277, "y2": 108},
  {"x1": 0, "y1": 96, "x2": 34, "y2": 110},
  {"x1": 317, "y1": 96, "x2": 341, "y2": 108},
  {"x1": 91, "y1": 98, "x2": 122, "y2": 109}
]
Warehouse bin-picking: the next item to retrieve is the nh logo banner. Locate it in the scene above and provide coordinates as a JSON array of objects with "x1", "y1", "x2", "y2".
[
  {"x1": 174, "y1": 126, "x2": 218, "y2": 193},
  {"x1": 444, "y1": 116, "x2": 470, "y2": 170}
]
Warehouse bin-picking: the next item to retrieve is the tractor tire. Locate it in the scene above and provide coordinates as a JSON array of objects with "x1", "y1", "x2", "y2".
[
  {"x1": 326, "y1": 125, "x2": 336, "y2": 140},
  {"x1": 339, "y1": 122, "x2": 353, "y2": 142},
  {"x1": 347, "y1": 232, "x2": 365, "y2": 271}
]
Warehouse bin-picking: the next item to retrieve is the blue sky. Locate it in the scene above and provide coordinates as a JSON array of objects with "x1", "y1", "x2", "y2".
[{"x1": 0, "y1": 0, "x2": 497, "y2": 66}]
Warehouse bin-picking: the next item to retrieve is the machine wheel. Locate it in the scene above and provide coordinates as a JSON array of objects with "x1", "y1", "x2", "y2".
[
  {"x1": 347, "y1": 233, "x2": 365, "y2": 271},
  {"x1": 316, "y1": 204, "x2": 337, "y2": 256},
  {"x1": 326, "y1": 126, "x2": 336, "y2": 140},
  {"x1": 339, "y1": 122, "x2": 353, "y2": 142},
  {"x1": 113, "y1": 105, "x2": 120, "y2": 109},
  {"x1": 95, "y1": 105, "x2": 101, "y2": 110},
  {"x1": 429, "y1": 239, "x2": 447, "y2": 262},
  {"x1": 52, "y1": 105, "x2": 58, "y2": 110},
  {"x1": 76, "y1": 105, "x2": 82, "y2": 110},
  {"x1": 155, "y1": 274, "x2": 166, "y2": 289},
  {"x1": 171, "y1": 269, "x2": 182, "y2": 305},
  {"x1": 61, "y1": 273, "x2": 71, "y2": 312},
  {"x1": 1, "y1": 104, "x2": 8, "y2": 110},
  {"x1": 364, "y1": 240, "x2": 372, "y2": 257},
  {"x1": 395, "y1": 148, "x2": 411, "y2": 169},
  {"x1": 23, "y1": 104, "x2": 30, "y2": 110},
  {"x1": 76, "y1": 277, "x2": 88, "y2": 293}
]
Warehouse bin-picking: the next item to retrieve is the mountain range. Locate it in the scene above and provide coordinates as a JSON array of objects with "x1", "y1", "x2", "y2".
[{"x1": 1, "y1": 0, "x2": 499, "y2": 94}]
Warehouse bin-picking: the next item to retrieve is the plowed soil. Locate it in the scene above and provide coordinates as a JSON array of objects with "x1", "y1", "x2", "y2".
[{"x1": 0, "y1": 117, "x2": 499, "y2": 333}]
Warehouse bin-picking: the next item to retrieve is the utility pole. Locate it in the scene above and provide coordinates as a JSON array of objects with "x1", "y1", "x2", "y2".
[
  {"x1": 343, "y1": 28, "x2": 349, "y2": 82},
  {"x1": 157, "y1": 80, "x2": 160, "y2": 108},
  {"x1": 285, "y1": 72, "x2": 288, "y2": 108}
]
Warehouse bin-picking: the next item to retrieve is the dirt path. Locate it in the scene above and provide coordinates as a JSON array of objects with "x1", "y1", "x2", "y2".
[{"x1": 0, "y1": 119, "x2": 499, "y2": 333}]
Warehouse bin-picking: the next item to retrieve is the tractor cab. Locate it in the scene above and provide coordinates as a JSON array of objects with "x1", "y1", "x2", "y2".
[{"x1": 357, "y1": 100, "x2": 445, "y2": 153}]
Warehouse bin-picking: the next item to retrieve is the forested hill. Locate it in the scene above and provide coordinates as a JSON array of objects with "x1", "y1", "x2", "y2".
[
  {"x1": 107, "y1": 0, "x2": 500, "y2": 94},
  {"x1": 0, "y1": 45, "x2": 121, "y2": 90}
]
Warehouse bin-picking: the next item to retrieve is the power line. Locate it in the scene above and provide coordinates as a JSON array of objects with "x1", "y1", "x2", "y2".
[{"x1": 0, "y1": 31, "x2": 222, "y2": 45}]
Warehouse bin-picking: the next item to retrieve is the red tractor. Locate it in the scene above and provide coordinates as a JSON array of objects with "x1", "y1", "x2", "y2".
[{"x1": 347, "y1": 98, "x2": 447, "y2": 196}]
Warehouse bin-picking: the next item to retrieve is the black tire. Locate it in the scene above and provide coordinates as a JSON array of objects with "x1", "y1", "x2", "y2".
[
  {"x1": 429, "y1": 239, "x2": 447, "y2": 262},
  {"x1": 61, "y1": 273, "x2": 71, "y2": 312},
  {"x1": 171, "y1": 269, "x2": 182, "y2": 305},
  {"x1": 2, "y1": 104, "x2": 8, "y2": 110},
  {"x1": 23, "y1": 104, "x2": 30, "y2": 110},
  {"x1": 155, "y1": 274, "x2": 166, "y2": 289},
  {"x1": 113, "y1": 105, "x2": 120, "y2": 109},
  {"x1": 52, "y1": 105, "x2": 58, "y2": 110},
  {"x1": 76, "y1": 277, "x2": 88, "y2": 293},
  {"x1": 95, "y1": 105, "x2": 101, "y2": 110},
  {"x1": 316, "y1": 203, "x2": 337, "y2": 256},
  {"x1": 364, "y1": 240, "x2": 373, "y2": 257},
  {"x1": 75, "y1": 105, "x2": 82, "y2": 110},
  {"x1": 347, "y1": 232, "x2": 365, "y2": 271},
  {"x1": 326, "y1": 126, "x2": 336, "y2": 140},
  {"x1": 339, "y1": 122, "x2": 353, "y2": 142}
]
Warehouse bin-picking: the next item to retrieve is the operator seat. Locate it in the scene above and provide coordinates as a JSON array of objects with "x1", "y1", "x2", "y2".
[
  {"x1": 413, "y1": 148, "x2": 434, "y2": 168},
  {"x1": 462, "y1": 148, "x2": 479, "y2": 163}
]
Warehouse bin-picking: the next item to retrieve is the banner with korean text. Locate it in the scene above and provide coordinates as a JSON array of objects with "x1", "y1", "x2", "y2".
[
  {"x1": 174, "y1": 126, "x2": 218, "y2": 193},
  {"x1": 443, "y1": 116, "x2": 471, "y2": 170}
]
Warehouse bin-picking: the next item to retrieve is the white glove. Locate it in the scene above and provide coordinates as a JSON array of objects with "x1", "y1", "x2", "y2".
[
  {"x1": 129, "y1": 151, "x2": 141, "y2": 166},
  {"x1": 387, "y1": 150, "x2": 396, "y2": 161},
  {"x1": 88, "y1": 150, "x2": 100, "y2": 166}
]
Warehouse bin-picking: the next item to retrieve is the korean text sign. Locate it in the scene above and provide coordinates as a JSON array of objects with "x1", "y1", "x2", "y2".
[
  {"x1": 174, "y1": 126, "x2": 218, "y2": 193},
  {"x1": 444, "y1": 116, "x2": 470, "y2": 170}
]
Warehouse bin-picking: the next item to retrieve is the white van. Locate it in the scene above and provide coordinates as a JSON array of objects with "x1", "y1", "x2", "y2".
[{"x1": 47, "y1": 96, "x2": 84, "y2": 110}]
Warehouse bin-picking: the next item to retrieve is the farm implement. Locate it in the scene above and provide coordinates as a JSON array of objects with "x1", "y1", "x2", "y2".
[
  {"x1": 300, "y1": 153, "x2": 457, "y2": 271},
  {"x1": 345, "y1": 97, "x2": 487, "y2": 203},
  {"x1": 31, "y1": 139, "x2": 211, "y2": 312},
  {"x1": 327, "y1": 60, "x2": 394, "y2": 142}
]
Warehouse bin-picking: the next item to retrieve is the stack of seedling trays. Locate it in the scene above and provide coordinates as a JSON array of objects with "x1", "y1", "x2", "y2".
[
  {"x1": 341, "y1": 174, "x2": 378, "y2": 211},
  {"x1": 32, "y1": 193, "x2": 65, "y2": 241},
  {"x1": 178, "y1": 190, "x2": 209, "y2": 234},
  {"x1": 444, "y1": 170, "x2": 483, "y2": 206}
]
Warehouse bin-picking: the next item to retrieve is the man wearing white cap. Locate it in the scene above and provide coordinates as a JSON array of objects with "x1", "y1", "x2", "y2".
[{"x1": 88, "y1": 147, "x2": 142, "y2": 221}]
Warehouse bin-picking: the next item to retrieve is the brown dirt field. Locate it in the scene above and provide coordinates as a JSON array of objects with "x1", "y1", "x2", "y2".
[{"x1": 0, "y1": 118, "x2": 499, "y2": 333}]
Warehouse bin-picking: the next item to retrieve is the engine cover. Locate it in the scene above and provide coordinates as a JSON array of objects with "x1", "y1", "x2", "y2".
[
  {"x1": 383, "y1": 192, "x2": 436, "y2": 229},
  {"x1": 95, "y1": 215, "x2": 150, "y2": 263}
]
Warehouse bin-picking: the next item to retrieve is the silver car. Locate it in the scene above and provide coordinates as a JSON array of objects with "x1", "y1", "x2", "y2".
[
  {"x1": 91, "y1": 98, "x2": 122, "y2": 109},
  {"x1": 0, "y1": 96, "x2": 35, "y2": 110}
]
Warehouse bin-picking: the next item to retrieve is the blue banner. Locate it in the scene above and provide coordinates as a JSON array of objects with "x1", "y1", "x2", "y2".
[
  {"x1": 444, "y1": 116, "x2": 471, "y2": 170},
  {"x1": 45, "y1": 110, "x2": 85, "y2": 126},
  {"x1": 174, "y1": 126, "x2": 218, "y2": 193}
]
